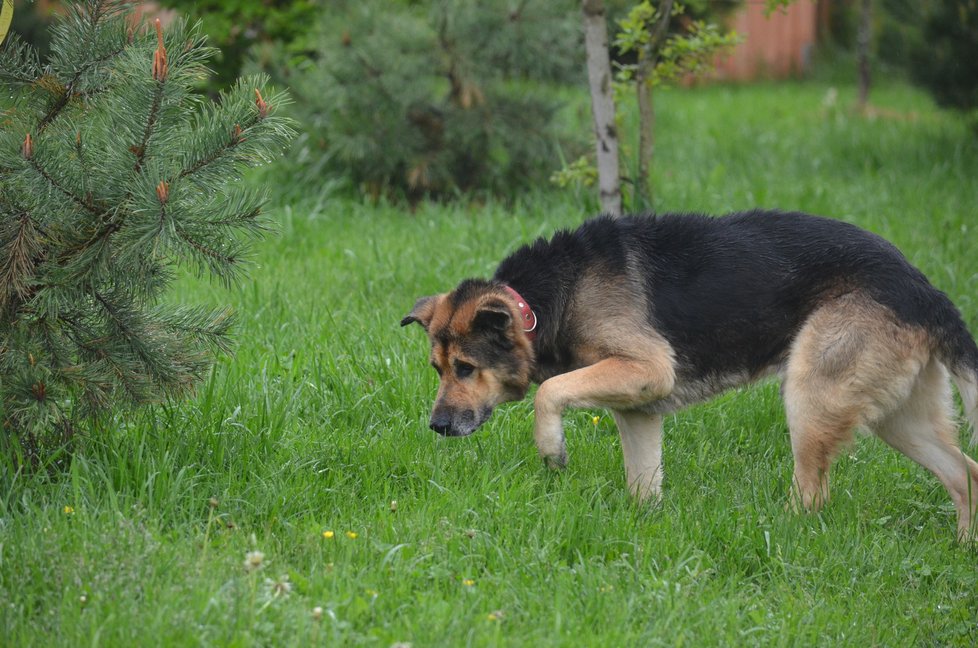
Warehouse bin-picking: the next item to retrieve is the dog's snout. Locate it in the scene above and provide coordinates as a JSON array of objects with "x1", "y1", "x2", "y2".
[{"x1": 430, "y1": 411, "x2": 453, "y2": 435}]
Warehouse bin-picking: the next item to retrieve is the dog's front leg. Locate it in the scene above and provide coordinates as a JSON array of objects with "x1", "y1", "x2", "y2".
[{"x1": 533, "y1": 356, "x2": 675, "y2": 469}]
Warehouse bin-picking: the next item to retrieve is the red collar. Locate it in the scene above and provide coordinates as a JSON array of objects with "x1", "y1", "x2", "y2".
[{"x1": 503, "y1": 285, "x2": 538, "y2": 341}]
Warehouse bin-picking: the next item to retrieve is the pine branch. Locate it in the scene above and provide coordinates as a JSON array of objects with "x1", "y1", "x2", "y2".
[
  {"x1": 173, "y1": 223, "x2": 238, "y2": 267},
  {"x1": 36, "y1": 43, "x2": 128, "y2": 134},
  {"x1": 133, "y1": 81, "x2": 166, "y2": 173},
  {"x1": 25, "y1": 153, "x2": 102, "y2": 216},
  {"x1": 92, "y1": 290, "x2": 174, "y2": 390},
  {"x1": 36, "y1": 0, "x2": 131, "y2": 134},
  {"x1": 154, "y1": 304, "x2": 235, "y2": 354},
  {"x1": 74, "y1": 131, "x2": 89, "y2": 199},
  {"x1": 31, "y1": 316, "x2": 79, "y2": 380},
  {"x1": 134, "y1": 20, "x2": 170, "y2": 172},
  {"x1": 0, "y1": 35, "x2": 43, "y2": 85},
  {"x1": 203, "y1": 205, "x2": 264, "y2": 230},
  {"x1": 0, "y1": 212, "x2": 43, "y2": 309},
  {"x1": 69, "y1": 334, "x2": 151, "y2": 404},
  {"x1": 177, "y1": 115, "x2": 259, "y2": 182}
]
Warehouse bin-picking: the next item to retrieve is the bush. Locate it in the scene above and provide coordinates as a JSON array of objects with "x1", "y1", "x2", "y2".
[
  {"x1": 259, "y1": 0, "x2": 583, "y2": 201},
  {"x1": 909, "y1": 0, "x2": 978, "y2": 114},
  {"x1": 0, "y1": 0, "x2": 294, "y2": 467}
]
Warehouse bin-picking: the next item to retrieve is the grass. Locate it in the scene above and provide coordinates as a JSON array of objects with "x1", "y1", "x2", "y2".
[{"x1": 2, "y1": 77, "x2": 978, "y2": 646}]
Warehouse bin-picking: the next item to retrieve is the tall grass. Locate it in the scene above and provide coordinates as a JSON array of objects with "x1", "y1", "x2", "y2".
[{"x1": 1, "y1": 78, "x2": 977, "y2": 646}]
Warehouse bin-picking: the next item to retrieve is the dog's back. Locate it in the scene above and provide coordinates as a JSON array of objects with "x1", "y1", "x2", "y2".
[{"x1": 496, "y1": 210, "x2": 978, "y2": 386}]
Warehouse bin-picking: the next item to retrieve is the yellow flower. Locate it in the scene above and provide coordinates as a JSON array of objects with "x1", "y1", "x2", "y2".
[
  {"x1": 322, "y1": 530, "x2": 335, "y2": 539},
  {"x1": 487, "y1": 610, "x2": 504, "y2": 621},
  {"x1": 345, "y1": 531, "x2": 358, "y2": 539},
  {"x1": 592, "y1": 416, "x2": 601, "y2": 425},
  {"x1": 63, "y1": 506, "x2": 74, "y2": 515},
  {"x1": 462, "y1": 579, "x2": 475, "y2": 587}
]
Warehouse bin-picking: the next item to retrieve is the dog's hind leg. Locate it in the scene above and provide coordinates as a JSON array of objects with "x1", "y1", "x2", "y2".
[
  {"x1": 782, "y1": 294, "x2": 926, "y2": 513},
  {"x1": 873, "y1": 358, "x2": 978, "y2": 541},
  {"x1": 612, "y1": 409, "x2": 664, "y2": 502},
  {"x1": 783, "y1": 385, "x2": 859, "y2": 512}
]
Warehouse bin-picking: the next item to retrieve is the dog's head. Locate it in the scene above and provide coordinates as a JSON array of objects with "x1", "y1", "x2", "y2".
[{"x1": 401, "y1": 279, "x2": 535, "y2": 436}]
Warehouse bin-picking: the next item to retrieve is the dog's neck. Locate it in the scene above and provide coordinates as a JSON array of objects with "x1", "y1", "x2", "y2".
[
  {"x1": 503, "y1": 285, "x2": 537, "y2": 341},
  {"x1": 494, "y1": 245, "x2": 574, "y2": 375}
]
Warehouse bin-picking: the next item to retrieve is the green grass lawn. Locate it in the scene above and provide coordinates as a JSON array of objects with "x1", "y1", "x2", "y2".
[{"x1": 2, "y1": 78, "x2": 978, "y2": 646}]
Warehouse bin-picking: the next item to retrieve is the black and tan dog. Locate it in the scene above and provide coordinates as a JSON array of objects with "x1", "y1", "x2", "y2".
[{"x1": 402, "y1": 210, "x2": 978, "y2": 539}]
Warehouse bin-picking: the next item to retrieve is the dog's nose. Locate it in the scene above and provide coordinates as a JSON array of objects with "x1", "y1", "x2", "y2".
[{"x1": 430, "y1": 411, "x2": 452, "y2": 435}]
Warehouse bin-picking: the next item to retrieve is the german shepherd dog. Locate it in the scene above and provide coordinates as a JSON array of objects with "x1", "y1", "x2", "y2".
[{"x1": 402, "y1": 210, "x2": 978, "y2": 539}]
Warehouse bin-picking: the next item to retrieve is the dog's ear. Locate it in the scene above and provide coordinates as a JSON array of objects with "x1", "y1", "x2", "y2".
[
  {"x1": 401, "y1": 295, "x2": 439, "y2": 330},
  {"x1": 473, "y1": 300, "x2": 512, "y2": 334}
]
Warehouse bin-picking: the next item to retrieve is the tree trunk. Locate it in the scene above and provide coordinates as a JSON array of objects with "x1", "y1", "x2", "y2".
[
  {"x1": 635, "y1": 63, "x2": 655, "y2": 210},
  {"x1": 857, "y1": 0, "x2": 872, "y2": 109},
  {"x1": 635, "y1": 0, "x2": 672, "y2": 211},
  {"x1": 581, "y1": 0, "x2": 621, "y2": 216}
]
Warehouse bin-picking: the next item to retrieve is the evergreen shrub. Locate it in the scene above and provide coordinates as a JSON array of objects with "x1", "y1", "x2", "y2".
[
  {"x1": 0, "y1": 0, "x2": 294, "y2": 467},
  {"x1": 909, "y1": 0, "x2": 978, "y2": 116},
  {"x1": 261, "y1": 0, "x2": 583, "y2": 201}
]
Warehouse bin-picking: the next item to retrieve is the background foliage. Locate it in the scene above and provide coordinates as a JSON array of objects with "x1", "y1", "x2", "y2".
[
  {"x1": 909, "y1": 0, "x2": 978, "y2": 115},
  {"x1": 825, "y1": 0, "x2": 978, "y2": 121},
  {"x1": 254, "y1": 0, "x2": 584, "y2": 201},
  {"x1": 157, "y1": 0, "x2": 319, "y2": 94}
]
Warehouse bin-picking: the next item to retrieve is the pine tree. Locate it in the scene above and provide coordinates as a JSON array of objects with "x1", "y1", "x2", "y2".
[
  {"x1": 0, "y1": 0, "x2": 294, "y2": 467},
  {"x1": 261, "y1": 0, "x2": 582, "y2": 201}
]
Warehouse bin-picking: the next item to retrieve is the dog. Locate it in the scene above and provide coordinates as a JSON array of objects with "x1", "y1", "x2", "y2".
[{"x1": 401, "y1": 210, "x2": 978, "y2": 539}]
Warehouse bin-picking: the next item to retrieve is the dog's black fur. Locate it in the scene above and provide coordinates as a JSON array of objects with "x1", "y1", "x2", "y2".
[{"x1": 491, "y1": 210, "x2": 978, "y2": 387}]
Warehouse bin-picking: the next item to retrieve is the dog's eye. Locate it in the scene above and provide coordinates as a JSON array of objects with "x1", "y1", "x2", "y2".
[
  {"x1": 430, "y1": 362, "x2": 443, "y2": 376},
  {"x1": 455, "y1": 361, "x2": 475, "y2": 378}
]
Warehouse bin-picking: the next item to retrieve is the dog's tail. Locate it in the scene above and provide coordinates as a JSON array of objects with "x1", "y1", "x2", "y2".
[
  {"x1": 951, "y1": 366, "x2": 978, "y2": 448},
  {"x1": 936, "y1": 315, "x2": 978, "y2": 447}
]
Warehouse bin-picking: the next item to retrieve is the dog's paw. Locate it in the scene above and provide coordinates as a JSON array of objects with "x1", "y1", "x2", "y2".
[
  {"x1": 533, "y1": 412, "x2": 566, "y2": 469},
  {"x1": 542, "y1": 450, "x2": 568, "y2": 471},
  {"x1": 957, "y1": 524, "x2": 978, "y2": 545}
]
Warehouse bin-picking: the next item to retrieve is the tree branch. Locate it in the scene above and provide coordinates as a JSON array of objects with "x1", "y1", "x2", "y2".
[
  {"x1": 173, "y1": 224, "x2": 236, "y2": 266},
  {"x1": 646, "y1": 0, "x2": 675, "y2": 66},
  {"x1": 133, "y1": 80, "x2": 166, "y2": 172},
  {"x1": 176, "y1": 115, "x2": 259, "y2": 181},
  {"x1": 36, "y1": 44, "x2": 127, "y2": 134},
  {"x1": 0, "y1": 212, "x2": 42, "y2": 308},
  {"x1": 27, "y1": 156, "x2": 102, "y2": 216},
  {"x1": 635, "y1": 0, "x2": 675, "y2": 209}
]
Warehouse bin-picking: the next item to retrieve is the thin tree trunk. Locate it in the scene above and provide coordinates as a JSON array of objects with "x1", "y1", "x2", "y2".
[
  {"x1": 635, "y1": 63, "x2": 655, "y2": 210},
  {"x1": 581, "y1": 0, "x2": 621, "y2": 216},
  {"x1": 857, "y1": 0, "x2": 872, "y2": 109},
  {"x1": 635, "y1": 0, "x2": 672, "y2": 211}
]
